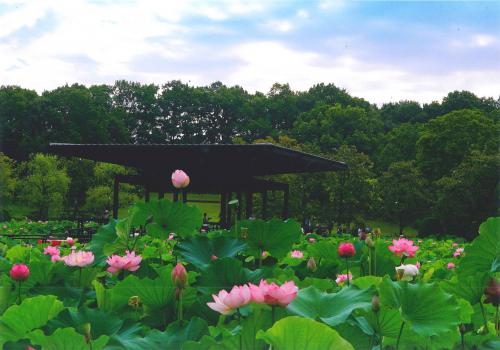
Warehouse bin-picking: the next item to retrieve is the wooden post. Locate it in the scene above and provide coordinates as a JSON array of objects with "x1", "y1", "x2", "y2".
[
  {"x1": 282, "y1": 185, "x2": 289, "y2": 220},
  {"x1": 246, "y1": 192, "x2": 253, "y2": 218},
  {"x1": 262, "y1": 190, "x2": 268, "y2": 220},
  {"x1": 227, "y1": 192, "x2": 233, "y2": 227},
  {"x1": 182, "y1": 190, "x2": 187, "y2": 203},
  {"x1": 237, "y1": 192, "x2": 242, "y2": 220},
  {"x1": 220, "y1": 192, "x2": 227, "y2": 228},
  {"x1": 113, "y1": 175, "x2": 119, "y2": 219}
]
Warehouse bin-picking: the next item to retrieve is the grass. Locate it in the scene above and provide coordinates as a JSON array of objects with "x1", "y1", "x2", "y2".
[{"x1": 365, "y1": 219, "x2": 418, "y2": 237}]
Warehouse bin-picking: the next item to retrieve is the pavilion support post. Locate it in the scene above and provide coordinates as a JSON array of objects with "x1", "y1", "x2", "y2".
[
  {"x1": 173, "y1": 191, "x2": 179, "y2": 202},
  {"x1": 145, "y1": 188, "x2": 150, "y2": 202},
  {"x1": 246, "y1": 192, "x2": 253, "y2": 219},
  {"x1": 182, "y1": 190, "x2": 187, "y2": 203},
  {"x1": 220, "y1": 192, "x2": 227, "y2": 228},
  {"x1": 159, "y1": 191, "x2": 165, "y2": 199},
  {"x1": 282, "y1": 185, "x2": 289, "y2": 220},
  {"x1": 227, "y1": 192, "x2": 233, "y2": 228},
  {"x1": 113, "y1": 175, "x2": 119, "y2": 219},
  {"x1": 237, "y1": 192, "x2": 242, "y2": 220},
  {"x1": 262, "y1": 190, "x2": 268, "y2": 220}
]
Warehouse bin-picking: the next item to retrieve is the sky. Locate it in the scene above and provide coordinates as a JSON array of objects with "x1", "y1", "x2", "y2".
[{"x1": 0, "y1": 0, "x2": 499, "y2": 105}]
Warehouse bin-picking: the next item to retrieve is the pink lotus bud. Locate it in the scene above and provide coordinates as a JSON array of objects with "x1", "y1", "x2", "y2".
[
  {"x1": 290, "y1": 250, "x2": 304, "y2": 259},
  {"x1": 484, "y1": 278, "x2": 500, "y2": 306},
  {"x1": 335, "y1": 273, "x2": 352, "y2": 285},
  {"x1": 171, "y1": 262, "x2": 187, "y2": 289},
  {"x1": 338, "y1": 243, "x2": 356, "y2": 258},
  {"x1": 210, "y1": 255, "x2": 218, "y2": 261},
  {"x1": 372, "y1": 295, "x2": 380, "y2": 313},
  {"x1": 307, "y1": 257, "x2": 317, "y2": 271},
  {"x1": 447, "y1": 262, "x2": 455, "y2": 269},
  {"x1": 10, "y1": 264, "x2": 30, "y2": 281},
  {"x1": 66, "y1": 237, "x2": 75, "y2": 246},
  {"x1": 171, "y1": 170, "x2": 190, "y2": 189}
]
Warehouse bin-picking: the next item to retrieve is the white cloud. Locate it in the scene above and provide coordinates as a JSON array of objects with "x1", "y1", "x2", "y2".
[
  {"x1": 226, "y1": 41, "x2": 500, "y2": 104},
  {"x1": 473, "y1": 34, "x2": 496, "y2": 47},
  {"x1": 265, "y1": 19, "x2": 293, "y2": 33}
]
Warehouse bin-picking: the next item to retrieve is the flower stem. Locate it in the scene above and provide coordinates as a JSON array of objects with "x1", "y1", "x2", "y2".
[
  {"x1": 17, "y1": 281, "x2": 22, "y2": 304},
  {"x1": 272, "y1": 305, "x2": 276, "y2": 324},
  {"x1": 178, "y1": 289, "x2": 183, "y2": 322},
  {"x1": 479, "y1": 301, "x2": 488, "y2": 333},
  {"x1": 78, "y1": 267, "x2": 83, "y2": 287},
  {"x1": 345, "y1": 257, "x2": 350, "y2": 286},
  {"x1": 396, "y1": 321, "x2": 405, "y2": 350}
]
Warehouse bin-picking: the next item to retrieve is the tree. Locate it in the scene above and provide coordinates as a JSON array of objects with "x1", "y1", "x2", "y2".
[
  {"x1": 416, "y1": 109, "x2": 499, "y2": 180},
  {"x1": 0, "y1": 153, "x2": 16, "y2": 204},
  {"x1": 434, "y1": 151, "x2": 499, "y2": 238},
  {"x1": 380, "y1": 101, "x2": 428, "y2": 130},
  {"x1": 379, "y1": 161, "x2": 427, "y2": 235},
  {"x1": 18, "y1": 154, "x2": 70, "y2": 219}
]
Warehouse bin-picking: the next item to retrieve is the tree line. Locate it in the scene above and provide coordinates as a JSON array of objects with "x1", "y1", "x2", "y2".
[{"x1": 0, "y1": 81, "x2": 498, "y2": 238}]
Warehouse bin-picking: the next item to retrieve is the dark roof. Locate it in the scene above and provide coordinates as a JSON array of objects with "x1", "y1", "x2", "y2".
[{"x1": 48, "y1": 143, "x2": 347, "y2": 179}]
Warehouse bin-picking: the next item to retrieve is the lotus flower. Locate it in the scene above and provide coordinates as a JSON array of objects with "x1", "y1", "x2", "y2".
[
  {"x1": 171, "y1": 262, "x2": 188, "y2": 289},
  {"x1": 62, "y1": 250, "x2": 94, "y2": 267},
  {"x1": 107, "y1": 251, "x2": 142, "y2": 273},
  {"x1": 335, "y1": 273, "x2": 352, "y2": 285},
  {"x1": 395, "y1": 264, "x2": 419, "y2": 280},
  {"x1": 453, "y1": 248, "x2": 464, "y2": 257},
  {"x1": 290, "y1": 250, "x2": 304, "y2": 258},
  {"x1": 168, "y1": 233, "x2": 175, "y2": 240},
  {"x1": 66, "y1": 237, "x2": 75, "y2": 246},
  {"x1": 171, "y1": 170, "x2": 190, "y2": 189},
  {"x1": 388, "y1": 238, "x2": 419, "y2": 257},
  {"x1": 43, "y1": 246, "x2": 60, "y2": 257},
  {"x1": 248, "y1": 280, "x2": 298, "y2": 307},
  {"x1": 452, "y1": 242, "x2": 458, "y2": 248},
  {"x1": 10, "y1": 264, "x2": 30, "y2": 281},
  {"x1": 447, "y1": 262, "x2": 455, "y2": 269},
  {"x1": 50, "y1": 240, "x2": 62, "y2": 247},
  {"x1": 338, "y1": 243, "x2": 356, "y2": 258},
  {"x1": 307, "y1": 257, "x2": 317, "y2": 271},
  {"x1": 207, "y1": 285, "x2": 251, "y2": 314}
]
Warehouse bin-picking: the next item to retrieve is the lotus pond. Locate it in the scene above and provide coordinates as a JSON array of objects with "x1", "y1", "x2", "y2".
[{"x1": 0, "y1": 199, "x2": 498, "y2": 350}]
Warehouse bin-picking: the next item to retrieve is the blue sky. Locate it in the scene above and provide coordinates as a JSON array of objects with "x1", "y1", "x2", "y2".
[{"x1": 0, "y1": 0, "x2": 498, "y2": 104}]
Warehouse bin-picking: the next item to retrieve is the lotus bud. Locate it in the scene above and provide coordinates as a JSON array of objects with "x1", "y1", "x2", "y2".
[
  {"x1": 365, "y1": 237, "x2": 375, "y2": 248},
  {"x1": 171, "y1": 170, "x2": 190, "y2": 189},
  {"x1": 171, "y1": 262, "x2": 188, "y2": 289},
  {"x1": 484, "y1": 278, "x2": 500, "y2": 306},
  {"x1": 10, "y1": 264, "x2": 30, "y2": 281},
  {"x1": 210, "y1": 255, "x2": 218, "y2": 261},
  {"x1": 80, "y1": 323, "x2": 91, "y2": 343},
  {"x1": 128, "y1": 295, "x2": 141, "y2": 308},
  {"x1": 338, "y1": 243, "x2": 356, "y2": 258},
  {"x1": 372, "y1": 295, "x2": 380, "y2": 313},
  {"x1": 307, "y1": 257, "x2": 317, "y2": 271}
]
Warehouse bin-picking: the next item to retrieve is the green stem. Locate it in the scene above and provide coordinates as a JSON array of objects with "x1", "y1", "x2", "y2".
[
  {"x1": 368, "y1": 248, "x2": 372, "y2": 276},
  {"x1": 178, "y1": 289, "x2": 183, "y2": 322},
  {"x1": 479, "y1": 301, "x2": 488, "y2": 333},
  {"x1": 460, "y1": 324, "x2": 465, "y2": 350},
  {"x1": 396, "y1": 321, "x2": 405, "y2": 350},
  {"x1": 79, "y1": 267, "x2": 83, "y2": 287},
  {"x1": 375, "y1": 311, "x2": 382, "y2": 347},
  {"x1": 345, "y1": 257, "x2": 350, "y2": 286},
  {"x1": 496, "y1": 304, "x2": 499, "y2": 336},
  {"x1": 373, "y1": 246, "x2": 377, "y2": 276},
  {"x1": 17, "y1": 281, "x2": 22, "y2": 304},
  {"x1": 272, "y1": 305, "x2": 276, "y2": 324}
]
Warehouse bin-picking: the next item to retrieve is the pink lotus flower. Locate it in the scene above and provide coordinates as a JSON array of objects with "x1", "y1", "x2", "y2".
[
  {"x1": 453, "y1": 248, "x2": 464, "y2": 257},
  {"x1": 452, "y1": 243, "x2": 458, "y2": 248},
  {"x1": 290, "y1": 250, "x2": 304, "y2": 258},
  {"x1": 207, "y1": 285, "x2": 251, "y2": 314},
  {"x1": 10, "y1": 264, "x2": 30, "y2": 281},
  {"x1": 43, "y1": 246, "x2": 60, "y2": 257},
  {"x1": 308, "y1": 238, "x2": 316, "y2": 243},
  {"x1": 388, "y1": 238, "x2": 419, "y2": 257},
  {"x1": 171, "y1": 170, "x2": 190, "y2": 189},
  {"x1": 51, "y1": 255, "x2": 61, "y2": 262},
  {"x1": 335, "y1": 273, "x2": 352, "y2": 285},
  {"x1": 338, "y1": 243, "x2": 356, "y2": 258},
  {"x1": 248, "y1": 280, "x2": 298, "y2": 307},
  {"x1": 168, "y1": 233, "x2": 175, "y2": 240},
  {"x1": 395, "y1": 264, "x2": 419, "y2": 280},
  {"x1": 66, "y1": 237, "x2": 75, "y2": 246},
  {"x1": 447, "y1": 262, "x2": 455, "y2": 269},
  {"x1": 416, "y1": 261, "x2": 421, "y2": 269},
  {"x1": 106, "y1": 251, "x2": 142, "y2": 273},
  {"x1": 62, "y1": 251, "x2": 94, "y2": 267},
  {"x1": 171, "y1": 262, "x2": 188, "y2": 289}
]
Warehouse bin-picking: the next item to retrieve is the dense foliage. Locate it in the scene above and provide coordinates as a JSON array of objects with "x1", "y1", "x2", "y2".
[
  {"x1": 0, "y1": 198, "x2": 498, "y2": 349},
  {"x1": 1, "y1": 82, "x2": 499, "y2": 236}
]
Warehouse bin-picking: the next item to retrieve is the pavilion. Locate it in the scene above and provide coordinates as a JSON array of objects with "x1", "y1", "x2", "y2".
[{"x1": 48, "y1": 143, "x2": 346, "y2": 227}]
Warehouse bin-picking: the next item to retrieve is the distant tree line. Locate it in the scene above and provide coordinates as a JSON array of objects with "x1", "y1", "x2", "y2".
[{"x1": 0, "y1": 81, "x2": 498, "y2": 238}]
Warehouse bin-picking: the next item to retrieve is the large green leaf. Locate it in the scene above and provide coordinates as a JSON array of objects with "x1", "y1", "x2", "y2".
[
  {"x1": 440, "y1": 273, "x2": 490, "y2": 305},
  {"x1": 256, "y1": 316, "x2": 354, "y2": 350},
  {"x1": 459, "y1": 216, "x2": 500, "y2": 275},
  {"x1": 0, "y1": 295, "x2": 64, "y2": 346},
  {"x1": 287, "y1": 285, "x2": 375, "y2": 326},
  {"x1": 178, "y1": 236, "x2": 247, "y2": 270},
  {"x1": 28, "y1": 327, "x2": 109, "y2": 350},
  {"x1": 87, "y1": 220, "x2": 118, "y2": 259},
  {"x1": 112, "y1": 266, "x2": 175, "y2": 308},
  {"x1": 93, "y1": 280, "x2": 129, "y2": 313},
  {"x1": 197, "y1": 257, "x2": 263, "y2": 294},
  {"x1": 137, "y1": 200, "x2": 202, "y2": 238},
  {"x1": 116, "y1": 204, "x2": 150, "y2": 240},
  {"x1": 379, "y1": 278, "x2": 461, "y2": 337},
  {"x1": 236, "y1": 219, "x2": 302, "y2": 259}
]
